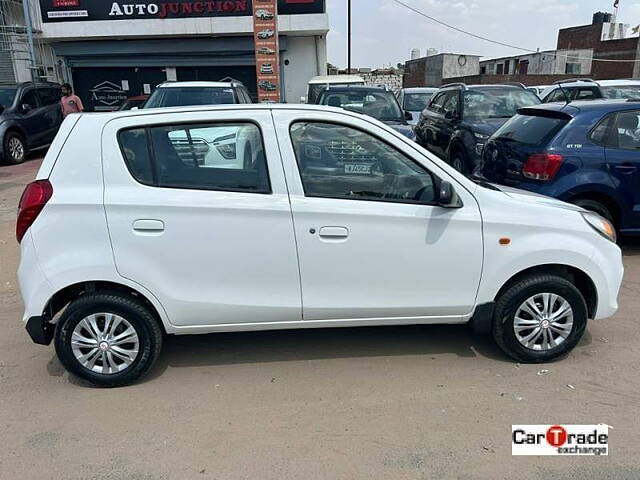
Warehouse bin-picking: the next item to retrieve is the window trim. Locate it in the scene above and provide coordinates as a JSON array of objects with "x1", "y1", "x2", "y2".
[
  {"x1": 117, "y1": 119, "x2": 272, "y2": 195},
  {"x1": 606, "y1": 109, "x2": 640, "y2": 151},
  {"x1": 289, "y1": 120, "x2": 440, "y2": 207}
]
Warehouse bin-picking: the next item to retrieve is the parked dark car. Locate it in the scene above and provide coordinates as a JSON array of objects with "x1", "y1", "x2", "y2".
[
  {"x1": 540, "y1": 79, "x2": 640, "y2": 104},
  {"x1": 0, "y1": 81, "x2": 62, "y2": 164},
  {"x1": 415, "y1": 83, "x2": 540, "y2": 173},
  {"x1": 118, "y1": 95, "x2": 149, "y2": 110},
  {"x1": 477, "y1": 99, "x2": 640, "y2": 235},
  {"x1": 316, "y1": 85, "x2": 416, "y2": 140}
]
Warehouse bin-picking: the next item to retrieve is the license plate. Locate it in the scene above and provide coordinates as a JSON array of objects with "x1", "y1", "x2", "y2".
[{"x1": 344, "y1": 163, "x2": 372, "y2": 174}]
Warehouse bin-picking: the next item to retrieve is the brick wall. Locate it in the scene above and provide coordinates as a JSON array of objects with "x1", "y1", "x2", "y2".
[
  {"x1": 361, "y1": 72, "x2": 403, "y2": 91},
  {"x1": 403, "y1": 60, "x2": 426, "y2": 87}
]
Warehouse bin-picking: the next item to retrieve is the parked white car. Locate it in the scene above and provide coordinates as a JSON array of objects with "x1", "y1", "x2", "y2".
[{"x1": 17, "y1": 105, "x2": 623, "y2": 386}]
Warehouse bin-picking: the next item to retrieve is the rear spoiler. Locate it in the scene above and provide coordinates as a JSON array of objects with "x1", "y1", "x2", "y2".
[{"x1": 517, "y1": 107, "x2": 573, "y2": 120}]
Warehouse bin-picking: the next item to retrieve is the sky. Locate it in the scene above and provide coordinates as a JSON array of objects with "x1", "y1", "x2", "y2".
[{"x1": 326, "y1": 0, "x2": 640, "y2": 68}]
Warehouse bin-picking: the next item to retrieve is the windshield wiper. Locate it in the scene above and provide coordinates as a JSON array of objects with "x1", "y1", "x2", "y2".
[{"x1": 471, "y1": 175, "x2": 501, "y2": 191}]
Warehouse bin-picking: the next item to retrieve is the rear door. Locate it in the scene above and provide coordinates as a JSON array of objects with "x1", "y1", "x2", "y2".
[
  {"x1": 102, "y1": 109, "x2": 301, "y2": 327},
  {"x1": 603, "y1": 109, "x2": 640, "y2": 230},
  {"x1": 36, "y1": 87, "x2": 63, "y2": 143}
]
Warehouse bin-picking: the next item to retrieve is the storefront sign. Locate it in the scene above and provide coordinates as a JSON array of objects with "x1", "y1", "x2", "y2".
[
  {"x1": 253, "y1": 0, "x2": 280, "y2": 102},
  {"x1": 39, "y1": 0, "x2": 324, "y2": 22}
]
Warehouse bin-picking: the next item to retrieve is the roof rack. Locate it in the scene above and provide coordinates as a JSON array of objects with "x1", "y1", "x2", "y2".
[
  {"x1": 553, "y1": 78, "x2": 597, "y2": 85},
  {"x1": 440, "y1": 82, "x2": 467, "y2": 90}
]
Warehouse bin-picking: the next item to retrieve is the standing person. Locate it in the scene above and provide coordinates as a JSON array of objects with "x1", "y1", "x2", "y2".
[{"x1": 60, "y1": 83, "x2": 84, "y2": 117}]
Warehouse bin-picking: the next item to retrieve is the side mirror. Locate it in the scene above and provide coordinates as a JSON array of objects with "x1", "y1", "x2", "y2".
[
  {"x1": 404, "y1": 110, "x2": 413, "y2": 121},
  {"x1": 21, "y1": 104, "x2": 32, "y2": 113},
  {"x1": 444, "y1": 110, "x2": 457, "y2": 120},
  {"x1": 438, "y1": 181, "x2": 463, "y2": 208}
]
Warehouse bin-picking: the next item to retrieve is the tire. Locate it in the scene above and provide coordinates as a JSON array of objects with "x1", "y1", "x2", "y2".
[
  {"x1": 571, "y1": 198, "x2": 615, "y2": 226},
  {"x1": 54, "y1": 292, "x2": 163, "y2": 387},
  {"x1": 492, "y1": 274, "x2": 588, "y2": 363},
  {"x1": 450, "y1": 148, "x2": 468, "y2": 175},
  {"x1": 2, "y1": 131, "x2": 26, "y2": 165}
]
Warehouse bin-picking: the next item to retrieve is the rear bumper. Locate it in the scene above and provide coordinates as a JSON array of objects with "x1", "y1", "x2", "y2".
[{"x1": 25, "y1": 315, "x2": 54, "y2": 345}]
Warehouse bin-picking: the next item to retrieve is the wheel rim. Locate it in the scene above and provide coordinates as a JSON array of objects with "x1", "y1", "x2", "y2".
[
  {"x1": 8, "y1": 137, "x2": 24, "y2": 161},
  {"x1": 452, "y1": 155, "x2": 464, "y2": 172},
  {"x1": 513, "y1": 293, "x2": 574, "y2": 351},
  {"x1": 71, "y1": 313, "x2": 140, "y2": 374}
]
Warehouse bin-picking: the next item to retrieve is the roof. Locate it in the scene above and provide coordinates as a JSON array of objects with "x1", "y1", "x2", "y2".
[
  {"x1": 519, "y1": 99, "x2": 640, "y2": 115},
  {"x1": 318, "y1": 85, "x2": 391, "y2": 93},
  {"x1": 157, "y1": 81, "x2": 238, "y2": 88},
  {"x1": 308, "y1": 75, "x2": 364, "y2": 84},
  {"x1": 400, "y1": 87, "x2": 439, "y2": 93}
]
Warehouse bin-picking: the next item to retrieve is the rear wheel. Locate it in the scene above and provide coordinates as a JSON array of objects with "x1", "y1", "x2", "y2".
[
  {"x1": 54, "y1": 293, "x2": 163, "y2": 387},
  {"x1": 3, "y1": 132, "x2": 26, "y2": 165},
  {"x1": 492, "y1": 274, "x2": 588, "y2": 363},
  {"x1": 450, "y1": 148, "x2": 468, "y2": 175}
]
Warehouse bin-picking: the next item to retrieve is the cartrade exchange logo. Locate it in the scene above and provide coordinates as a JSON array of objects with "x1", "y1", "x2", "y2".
[{"x1": 512, "y1": 425, "x2": 609, "y2": 456}]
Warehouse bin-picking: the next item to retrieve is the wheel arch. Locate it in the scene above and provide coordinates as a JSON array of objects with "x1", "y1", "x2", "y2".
[
  {"x1": 494, "y1": 264, "x2": 598, "y2": 319},
  {"x1": 566, "y1": 191, "x2": 622, "y2": 228},
  {"x1": 44, "y1": 281, "x2": 168, "y2": 335}
]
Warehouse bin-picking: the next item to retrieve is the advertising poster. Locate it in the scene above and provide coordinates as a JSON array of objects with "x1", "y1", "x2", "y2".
[{"x1": 253, "y1": 0, "x2": 280, "y2": 102}]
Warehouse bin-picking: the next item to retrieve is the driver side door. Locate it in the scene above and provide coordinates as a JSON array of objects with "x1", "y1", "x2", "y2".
[
  {"x1": 272, "y1": 111, "x2": 483, "y2": 321},
  {"x1": 16, "y1": 88, "x2": 48, "y2": 148}
]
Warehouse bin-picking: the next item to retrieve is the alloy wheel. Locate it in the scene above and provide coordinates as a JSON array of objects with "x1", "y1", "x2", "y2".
[
  {"x1": 513, "y1": 293, "x2": 574, "y2": 351},
  {"x1": 8, "y1": 136, "x2": 25, "y2": 163},
  {"x1": 71, "y1": 313, "x2": 140, "y2": 374}
]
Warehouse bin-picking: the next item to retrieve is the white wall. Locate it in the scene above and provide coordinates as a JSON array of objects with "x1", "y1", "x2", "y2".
[{"x1": 282, "y1": 35, "x2": 326, "y2": 103}]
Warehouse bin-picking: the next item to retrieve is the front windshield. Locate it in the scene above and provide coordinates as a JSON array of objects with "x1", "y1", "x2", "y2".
[
  {"x1": 601, "y1": 85, "x2": 640, "y2": 99},
  {"x1": 144, "y1": 87, "x2": 236, "y2": 108},
  {"x1": 320, "y1": 90, "x2": 404, "y2": 122},
  {"x1": 403, "y1": 92, "x2": 435, "y2": 111},
  {"x1": 463, "y1": 88, "x2": 540, "y2": 119},
  {"x1": 0, "y1": 87, "x2": 17, "y2": 109}
]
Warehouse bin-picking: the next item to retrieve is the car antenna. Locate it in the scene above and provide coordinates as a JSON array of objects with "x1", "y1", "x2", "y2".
[{"x1": 556, "y1": 83, "x2": 570, "y2": 105}]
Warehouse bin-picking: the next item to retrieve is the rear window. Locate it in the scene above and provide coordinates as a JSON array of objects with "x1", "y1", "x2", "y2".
[
  {"x1": 145, "y1": 87, "x2": 236, "y2": 108},
  {"x1": 492, "y1": 113, "x2": 569, "y2": 146}
]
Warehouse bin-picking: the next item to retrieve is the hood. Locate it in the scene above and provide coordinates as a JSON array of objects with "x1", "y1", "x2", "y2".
[
  {"x1": 385, "y1": 121, "x2": 416, "y2": 140},
  {"x1": 465, "y1": 117, "x2": 510, "y2": 137},
  {"x1": 497, "y1": 185, "x2": 585, "y2": 212}
]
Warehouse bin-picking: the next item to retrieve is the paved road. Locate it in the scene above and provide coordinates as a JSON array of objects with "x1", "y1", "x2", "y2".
[{"x1": 1, "y1": 158, "x2": 639, "y2": 479}]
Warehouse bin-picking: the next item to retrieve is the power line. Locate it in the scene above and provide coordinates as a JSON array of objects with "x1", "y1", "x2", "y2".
[{"x1": 391, "y1": 0, "x2": 640, "y2": 63}]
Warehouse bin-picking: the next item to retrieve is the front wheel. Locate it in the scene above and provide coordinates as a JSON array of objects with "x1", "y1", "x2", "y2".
[
  {"x1": 492, "y1": 274, "x2": 588, "y2": 363},
  {"x1": 450, "y1": 149, "x2": 469, "y2": 175},
  {"x1": 3, "y1": 132, "x2": 26, "y2": 165},
  {"x1": 54, "y1": 293, "x2": 163, "y2": 387}
]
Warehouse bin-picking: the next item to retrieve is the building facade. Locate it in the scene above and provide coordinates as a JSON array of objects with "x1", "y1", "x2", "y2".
[
  {"x1": 403, "y1": 53, "x2": 480, "y2": 87},
  {"x1": 30, "y1": 0, "x2": 328, "y2": 109}
]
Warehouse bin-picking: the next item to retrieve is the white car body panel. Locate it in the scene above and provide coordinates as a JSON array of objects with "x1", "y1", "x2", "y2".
[{"x1": 17, "y1": 104, "x2": 623, "y2": 338}]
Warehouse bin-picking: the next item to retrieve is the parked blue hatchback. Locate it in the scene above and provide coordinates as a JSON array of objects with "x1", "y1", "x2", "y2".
[{"x1": 478, "y1": 99, "x2": 640, "y2": 234}]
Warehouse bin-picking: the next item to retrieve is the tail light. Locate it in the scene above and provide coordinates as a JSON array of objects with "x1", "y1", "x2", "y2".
[
  {"x1": 16, "y1": 180, "x2": 53, "y2": 243},
  {"x1": 522, "y1": 154, "x2": 563, "y2": 181}
]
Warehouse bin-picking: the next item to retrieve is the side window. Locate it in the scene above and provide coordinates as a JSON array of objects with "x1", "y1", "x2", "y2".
[
  {"x1": 290, "y1": 122, "x2": 436, "y2": 205},
  {"x1": 545, "y1": 89, "x2": 567, "y2": 103},
  {"x1": 575, "y1": 88, "x2": 598, "y2": 100},
  {"x1": 589, "y1": 114, "x2": 616, "y2": 146},
  {"x1": 442, "y1": 92, "x2": 459, "y2": 115},
  {"x1": 612, "y1": 110, "x2": 640, "y2": 150},
  {"x1": 20, "y1": 89, "x2": 39, "y2": 109},
  {"x1": 118, "y1": 122, "x2": 270, "y2": 193},
  {"x1": 429, "y1": 92, "x2": 446, "y2": 113},
  {"x1": 39, "y1": 88, "x2": 60, "y2": 106}
]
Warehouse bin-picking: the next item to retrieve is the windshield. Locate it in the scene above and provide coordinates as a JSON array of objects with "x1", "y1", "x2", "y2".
[
  {"x1": 319, "y1": 90, "x2": 404, "y2": 122},
  {"x1": 601, "y1": 85, "x2": 640, "y2": 100},
  {"x1": 144, "y1": 87, "x2": 236, "y2": 108},
  {"x1": 463, "y1": 88, "x2": 540, "y2": 119},
  {"x1": 0, "y1": 87, "x2": 17, "y2": 109},
  {"x1": 403, "y1": 92, "x2": 435, "y2": 111}
]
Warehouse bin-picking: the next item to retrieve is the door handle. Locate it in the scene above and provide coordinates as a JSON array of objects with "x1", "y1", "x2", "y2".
[
  {"x1": 319, "y1": 226, "x2": 349, "y2": 238},
  {"x1": 613, "y1": 163, "x2": 637, "y2": 174},
  {"x1": 133, "y1": 219, "x2": 165, "y2": 232}
]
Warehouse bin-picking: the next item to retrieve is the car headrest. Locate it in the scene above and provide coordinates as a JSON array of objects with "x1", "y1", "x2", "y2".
[{"x1": 619, "y1": 114, "x2": 639, "y2": 130}]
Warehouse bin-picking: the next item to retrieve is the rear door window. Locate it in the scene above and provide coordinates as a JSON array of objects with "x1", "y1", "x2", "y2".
[
  {"x1": 611, "y1": 110, "x2": 640, "y2": 150},
  {"x1": 492, "y1": 113, "x2": 569, "y2": 146},
  {"x1": 118, "y1": 122, "x2": 271, "y2": 193}
]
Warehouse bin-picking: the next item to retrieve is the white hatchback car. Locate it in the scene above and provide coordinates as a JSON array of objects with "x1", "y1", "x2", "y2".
[{"x1": 17, "y1": 105, "x2": 623, "y2": 386}]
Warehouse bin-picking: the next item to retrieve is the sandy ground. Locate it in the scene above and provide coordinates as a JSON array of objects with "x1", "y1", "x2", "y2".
[{"x1": 1, "y1": 156, "x2": 639, "y2": 480}]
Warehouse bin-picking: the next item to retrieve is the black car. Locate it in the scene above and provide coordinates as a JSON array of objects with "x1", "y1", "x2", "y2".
[
  {"x1": 0, "y1": 81, "x2": 63, "y2": 164},
  {"x1": 415, "y1": 83, "x2": 540, "y2": 173},
  {"x1": 316, "y1": 85, "x2": 416, "y2": 141}
]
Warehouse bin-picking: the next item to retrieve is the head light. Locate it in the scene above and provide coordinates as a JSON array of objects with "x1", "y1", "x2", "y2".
[{"x1": 581, "y1": 211, "x2": 616, "y2": 243}]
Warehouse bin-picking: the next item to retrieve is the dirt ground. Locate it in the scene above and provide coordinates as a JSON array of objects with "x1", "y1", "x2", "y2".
[{"x1": 1, "y1": 156, "x2": 639, "y2": 480}]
